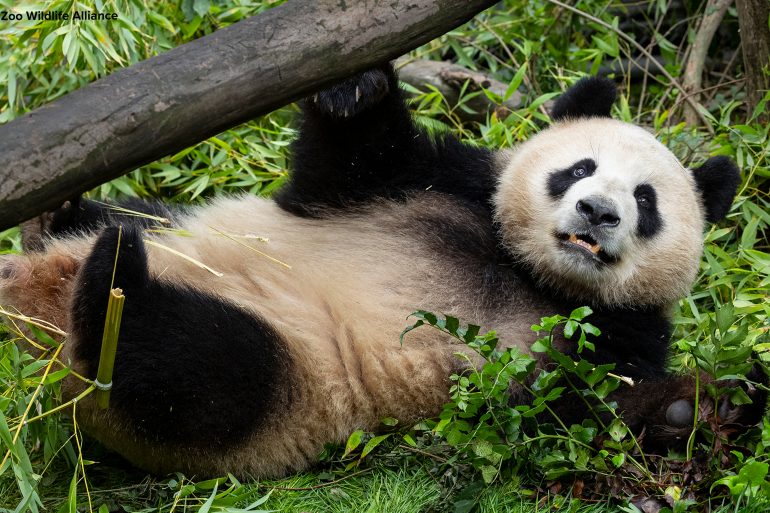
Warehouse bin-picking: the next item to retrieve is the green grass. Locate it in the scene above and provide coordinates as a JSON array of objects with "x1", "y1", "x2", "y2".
[{"x1": 2, "y1": 460, "x2": 769, "y2": 513}]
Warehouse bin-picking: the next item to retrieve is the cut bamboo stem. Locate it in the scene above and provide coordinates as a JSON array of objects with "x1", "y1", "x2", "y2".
[{"x1": 94, "y1": 288, "x2": 125, "y2": 409}]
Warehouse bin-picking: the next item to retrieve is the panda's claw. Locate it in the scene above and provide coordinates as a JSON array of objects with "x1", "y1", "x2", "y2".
[
  {"x1": 310, "y1": 67, "x2": 391, "y2": 119},
  {"x1": 715, "y1": 364, "x2": 768, "y2": 426}
]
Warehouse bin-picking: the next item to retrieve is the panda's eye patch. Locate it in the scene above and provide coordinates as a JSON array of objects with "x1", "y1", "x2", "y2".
[
  {"x1": 547, "y1": 158, "x2": 597, "y2": 199},
  {"x1": 634, "y1": 183, "x2": 662, "y2": 238},
  {"x1": 634, "y1": 184, "x2": 656, "y2": 208}
]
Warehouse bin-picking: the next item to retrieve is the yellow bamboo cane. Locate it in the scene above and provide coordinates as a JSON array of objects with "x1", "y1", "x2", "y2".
[{"x1": 94, "y1": 288, "x2": 125, "y2": 409}]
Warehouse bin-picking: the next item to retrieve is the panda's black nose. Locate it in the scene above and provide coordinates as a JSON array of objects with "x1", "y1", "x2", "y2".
[{"x1": 576, "y1": 197, "x2": 620, "y2": 227}]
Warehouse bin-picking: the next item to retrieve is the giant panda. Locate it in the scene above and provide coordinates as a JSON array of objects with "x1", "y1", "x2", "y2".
[{"x1": 0, "y1": 65, "x2": 764, "y2": 477}]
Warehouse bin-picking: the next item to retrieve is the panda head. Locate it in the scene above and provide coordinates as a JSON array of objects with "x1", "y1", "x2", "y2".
[{"x1": 493, "y1": 77, "x2": 740, "y2": 308}]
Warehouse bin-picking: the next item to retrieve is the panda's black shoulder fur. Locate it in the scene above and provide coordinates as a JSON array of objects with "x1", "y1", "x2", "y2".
[
  {"x1": 550, "y1": 76, "x2": 617, "y2": 121},
  {"x1": 276, "y1": 65, "x2": 498, "y2": 216}
]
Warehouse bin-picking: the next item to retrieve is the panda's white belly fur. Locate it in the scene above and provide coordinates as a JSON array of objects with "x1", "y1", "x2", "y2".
[
  {"x1": 160, "y1": 197, "x2": 460, "y2": 406},
  {"x1": 28, "y1": 194, "x2": 547, "y2": 476}
]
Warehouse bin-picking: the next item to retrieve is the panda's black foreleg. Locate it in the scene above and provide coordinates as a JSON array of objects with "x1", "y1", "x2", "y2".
[
  {"x1": 69, "y1": 226, "x2": 292, "y2": 450},
  {"x1": 21, "y1": 196, "x2": 183, "y2": 251},
  {"x1": 277, "y1": 64, "x2": 497, "y2": 215},
  {"x1": 277, "y1": 64, "x2": 417, "y2": 214}
]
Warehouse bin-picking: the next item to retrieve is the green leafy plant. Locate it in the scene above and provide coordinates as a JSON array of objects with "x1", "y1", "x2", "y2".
[{"x1": 399, "y1": 308, "x2": 654, "y2": 490}]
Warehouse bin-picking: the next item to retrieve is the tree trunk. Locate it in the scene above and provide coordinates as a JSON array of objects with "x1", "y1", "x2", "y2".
[
  {"x1": 735, "y1": 0, "x2": 770, "y2": 122},
  {"x1": 0, "y1": 0, "x2": 497, "y2": 231},
  {"x1": 682, "y1": 0, "x2": 733, "y2": 126}
]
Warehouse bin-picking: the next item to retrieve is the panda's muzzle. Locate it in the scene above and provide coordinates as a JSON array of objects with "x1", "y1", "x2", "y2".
[{"x1": 556, "y1": 232, "x2": 618, "y2": 264}]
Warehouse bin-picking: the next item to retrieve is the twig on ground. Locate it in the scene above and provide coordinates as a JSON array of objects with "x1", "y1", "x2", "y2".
[
  {"x1": 397, "y1": 444, "x2": 449, "y2": 463},
  {"x1": 264, "y1": 468, "x2": 373, "y2": 491}
]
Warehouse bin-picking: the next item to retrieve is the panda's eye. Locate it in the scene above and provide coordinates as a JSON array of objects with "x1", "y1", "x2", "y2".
[
  {"x1": 634, "y1": 183, "x2": 661, "y2": 238},
  {"x1": 572, "y1": 167, "x2": 587, "y2": 178},
  {"x1": 634, "y1": 183, "x2": 657, "y2": 211}
]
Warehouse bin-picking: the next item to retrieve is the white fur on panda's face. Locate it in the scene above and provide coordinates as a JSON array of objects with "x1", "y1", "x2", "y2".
[{"x1": 493, "y1": 118, "x2": 705, "y2": 307}]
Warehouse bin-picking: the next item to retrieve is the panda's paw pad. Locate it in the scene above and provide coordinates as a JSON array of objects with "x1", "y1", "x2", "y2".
[
  {"x1": 660, "y1": 369, "x2": 767, "y2": 431},
  {"x1": 664, "y1": 398, "x2": 694, "y2": 427},
  {"x1": 312, "y1": 69, "x2": 390, "y2": 119}
]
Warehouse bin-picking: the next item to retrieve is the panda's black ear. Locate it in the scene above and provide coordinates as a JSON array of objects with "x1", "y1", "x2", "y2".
[
  {"x1": 692, "y1": 156, "x2": 741, "y2": 223},
  {"x1": 550, "y1": 77, "x2": 617, "y2": 121}
]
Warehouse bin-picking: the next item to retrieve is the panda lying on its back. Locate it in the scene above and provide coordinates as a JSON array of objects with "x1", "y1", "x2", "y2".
[{"x1": 0, "y1": 65, "x2": 764, "y2": 477}]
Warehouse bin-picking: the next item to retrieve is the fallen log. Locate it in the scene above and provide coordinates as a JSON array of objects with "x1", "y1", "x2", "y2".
[{"x1": 397, "y1": 58, "x2": 524, "y2": 122}]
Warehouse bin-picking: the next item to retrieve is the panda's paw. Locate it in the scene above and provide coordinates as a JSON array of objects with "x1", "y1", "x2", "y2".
[
  {"x1": 646, "y1": 368, "x2": 767, "y2": 448},
  {"x1": 310, "y1": 67, "x2": 391, "y2": 119},
  {"x1": 0, "y1": 252, "x2": 79, "y2": 294}
]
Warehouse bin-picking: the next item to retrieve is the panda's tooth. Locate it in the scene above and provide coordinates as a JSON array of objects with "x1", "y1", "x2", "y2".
[
  {"x1": 355, "y1": 86, "x2": 361, "y2": 103},
  {"x1": 568, "y1": 233, "x2": 601, "y2": 254}
]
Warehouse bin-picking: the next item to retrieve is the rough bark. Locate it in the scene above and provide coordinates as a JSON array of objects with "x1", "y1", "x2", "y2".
[
  {"x1": 682, "y1": 0, "x2": 733, "y2": 126},
  {"x1": 736, "y1": 0, "x2": 770, "y2": 122},
  {"x1": 0, "y1": 0, "x2": 497, "y2": 231}
]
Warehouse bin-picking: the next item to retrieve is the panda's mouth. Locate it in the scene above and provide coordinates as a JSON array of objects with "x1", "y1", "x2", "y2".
[{"x1": 557, "y1": 232, "x2": 618, "y2": 264}]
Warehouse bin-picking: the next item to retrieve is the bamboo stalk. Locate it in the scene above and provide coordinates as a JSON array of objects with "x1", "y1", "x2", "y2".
[{"x1": 94, "y1": 288, "x2": 125, "y2": 409}]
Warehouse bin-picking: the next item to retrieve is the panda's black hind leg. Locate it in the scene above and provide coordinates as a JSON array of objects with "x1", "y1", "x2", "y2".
[{"x1": 70, "y1": 226, "x2": 292, "y2": 450}]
